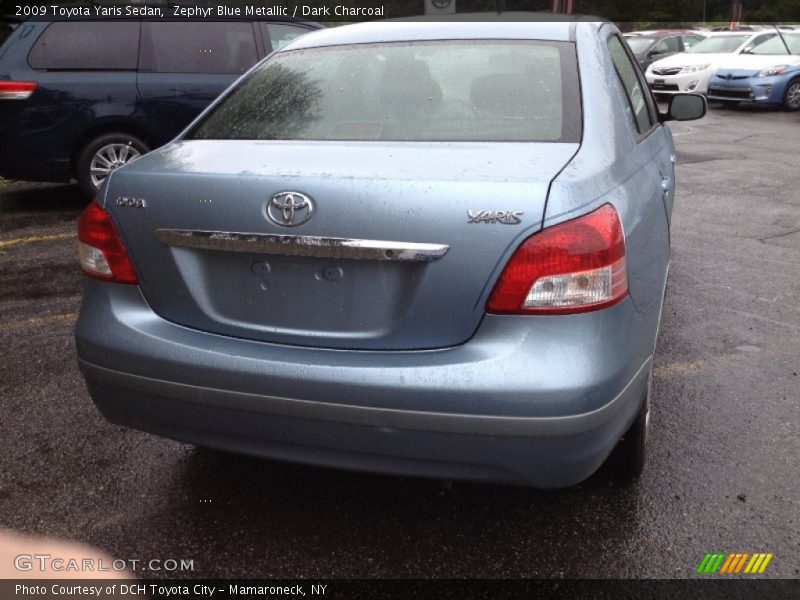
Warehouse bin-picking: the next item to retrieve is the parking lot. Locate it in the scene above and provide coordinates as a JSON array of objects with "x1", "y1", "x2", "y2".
[{"x1": 0, "y1": 104, "x2": 798, "y2": 579}]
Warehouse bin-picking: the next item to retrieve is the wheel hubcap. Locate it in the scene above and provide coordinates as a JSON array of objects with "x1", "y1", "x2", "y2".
[
  {"x1": 89, "y1": 143, "x2": 142, "y2": 189},
  {"x1": 788, "y1": 84, "x2": 800, "y2": 109}
]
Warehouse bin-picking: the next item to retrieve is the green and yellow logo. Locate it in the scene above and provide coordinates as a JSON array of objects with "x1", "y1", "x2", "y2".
[{"x1": 697, "y1": 552, "x2": 773, "y2": 574}]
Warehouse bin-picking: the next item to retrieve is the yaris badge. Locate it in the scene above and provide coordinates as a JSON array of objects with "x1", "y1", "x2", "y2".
[
  {"x1": 266, "y1": 192, "x2": 314, "y2": 227},
  {"x1": 467, "y1": 210, "x2": 523, "y2": 224}
]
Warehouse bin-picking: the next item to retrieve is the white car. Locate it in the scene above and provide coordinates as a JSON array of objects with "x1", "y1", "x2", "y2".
[{"x1": 645, "y1": 30, "x2": 781, "y2": 95}]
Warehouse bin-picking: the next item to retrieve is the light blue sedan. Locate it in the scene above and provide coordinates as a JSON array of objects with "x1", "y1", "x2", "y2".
[{"x1": 75, "y1": 19, "x2": 705, "y2": 488}]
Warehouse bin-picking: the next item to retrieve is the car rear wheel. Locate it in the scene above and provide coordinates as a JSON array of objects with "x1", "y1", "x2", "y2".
[
  {"x1": 77, "y1": 133, "x2": 149, "y2": 198},
  {"x1": 609, "y1": 373, "x2": 651, "y2": 481},
  {"x1": 783, "y1": 79, "x2": 800, "y2": 111}
]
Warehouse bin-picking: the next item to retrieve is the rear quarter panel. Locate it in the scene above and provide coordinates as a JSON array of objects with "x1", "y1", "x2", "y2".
[{"x1": 545, "y1": 22, "x2": 672, "y2": 347}]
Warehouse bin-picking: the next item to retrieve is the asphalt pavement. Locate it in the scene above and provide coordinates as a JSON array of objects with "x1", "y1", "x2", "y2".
[{"x1": 1, "y1": 104, "x2": 798, "y2": 579}]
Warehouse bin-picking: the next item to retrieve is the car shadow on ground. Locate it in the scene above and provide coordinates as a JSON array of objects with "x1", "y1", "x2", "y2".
[
  {"x1": 0, "y1": 181, "x2": 86, "y2": 210},
  {"x1": 0, "y1": 182, "x2": 86, "y2": 233},
  {"x1": 708, "y1": 101, "x2": 787, "y2": 113},
  {"x1": 147, "y1": 444, "x2": 643, "y2": 576}
]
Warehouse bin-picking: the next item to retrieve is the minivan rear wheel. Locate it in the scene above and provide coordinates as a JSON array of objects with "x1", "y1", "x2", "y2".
[
  {"x1": 77, "y1": 133, "x2": 149, "y2": 198},
  {"x1": 609, "y1": 374, "x2": 651, "y2": 481}
]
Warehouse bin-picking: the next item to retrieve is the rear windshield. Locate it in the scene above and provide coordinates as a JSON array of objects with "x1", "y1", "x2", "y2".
[
  {"x1": 187, "y1": 40, "x2": 582, "y2": 143},
  {"x1": 688, "y1": 35, "x2": 749, "y2": 53}
]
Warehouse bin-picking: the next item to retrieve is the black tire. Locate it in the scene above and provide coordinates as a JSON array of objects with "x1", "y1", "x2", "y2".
[
  {"x1": 609, "y1": 374, "x2": 651, "y2": 481},
  {"x1": 76, "y1": 132, "x2": 149, "y2": 198},
  {"x1": 782, "y1": 79, "x2": 800, "y2": 111}
]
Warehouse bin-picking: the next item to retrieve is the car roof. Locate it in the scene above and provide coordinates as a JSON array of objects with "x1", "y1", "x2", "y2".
[
  {"x1": 706, "y1": 30, "x2": 761, "y2": 36},
  {"x1": 286, "y1": 15, "x2": 606, "y2": 50},
  {"x1": 625, "y1": 30, "x2": 700, "y2": 36}
]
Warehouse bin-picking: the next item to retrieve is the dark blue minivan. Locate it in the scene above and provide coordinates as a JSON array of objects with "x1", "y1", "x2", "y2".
[{"x1": 0, "y1": 18, "x2": 321, "y2": 196}]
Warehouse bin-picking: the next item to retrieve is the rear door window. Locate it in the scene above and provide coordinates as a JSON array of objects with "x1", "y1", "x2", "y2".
[
  {"x1": 140, "y1": 22, "x2": 258, "y2": 74},
  {"x1": 607, "y1": 35, "x2": 653, "y2": 135},
  {"x1": 28, "y1": 21, "x2": 139, "y2": 70},
  {"x1": 261, "y1": 23, "x2": 312, "y2": 52}
]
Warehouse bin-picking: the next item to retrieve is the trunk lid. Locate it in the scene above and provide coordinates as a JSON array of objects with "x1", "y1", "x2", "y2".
[{"x1": 107, "y1": 140, "x2": 577, "y2": 350}]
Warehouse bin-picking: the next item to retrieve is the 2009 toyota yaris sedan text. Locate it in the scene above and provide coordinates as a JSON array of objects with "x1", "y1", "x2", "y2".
[{"x1": 75, "y1": 19, "x2": 705, "y2": 488}]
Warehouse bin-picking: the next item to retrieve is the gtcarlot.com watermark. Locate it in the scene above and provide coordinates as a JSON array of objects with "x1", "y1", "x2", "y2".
[{"x1": 14, "y1": 554, "x2": 194, "y2": 573}]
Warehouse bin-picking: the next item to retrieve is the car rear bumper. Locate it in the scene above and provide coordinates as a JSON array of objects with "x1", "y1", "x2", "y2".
[{"x1": 75, "y1": 281, "x2": 656, "y2": 488}]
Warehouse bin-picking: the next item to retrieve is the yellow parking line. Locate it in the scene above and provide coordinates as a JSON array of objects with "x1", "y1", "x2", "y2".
[
  {"x1": 0, "y1": 312, "x2": 78, "y2": 332},
  {"x1": 0, "y1": 232, "x2": 77, "y2": 250}
]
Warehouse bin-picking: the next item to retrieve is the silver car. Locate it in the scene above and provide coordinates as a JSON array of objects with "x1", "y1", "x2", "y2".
[{"x1": 75, "y1": 20, "x2": 705, "y2": 488}]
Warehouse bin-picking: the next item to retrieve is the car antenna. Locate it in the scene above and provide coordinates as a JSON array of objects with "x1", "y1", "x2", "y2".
[{"x1": 773, "y1": 24, "x2": 793, "y2": 54}]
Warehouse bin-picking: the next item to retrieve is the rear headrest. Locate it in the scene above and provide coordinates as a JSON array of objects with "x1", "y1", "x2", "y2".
[{"x1": 379, "y1": 57, "x2": 442, "y2": 110}]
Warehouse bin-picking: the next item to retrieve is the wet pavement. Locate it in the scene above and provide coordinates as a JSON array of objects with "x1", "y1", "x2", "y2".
[{"x1": 0, "y1": 105, "x2": 798, "y2": 579}]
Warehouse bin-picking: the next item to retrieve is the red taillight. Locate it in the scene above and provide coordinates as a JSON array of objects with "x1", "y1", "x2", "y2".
[
  {"x1": 0, "y1": 81, "x2": 38, "y2": 100},
  {"x1": 77, "y1": 202, "x2": 138, "y2": 284},
  {"x1": 487, "y1": 204, "x2": 628, "y2": 315}
]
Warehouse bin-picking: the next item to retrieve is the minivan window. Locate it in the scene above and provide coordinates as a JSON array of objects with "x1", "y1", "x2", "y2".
[
  {"x1": 187, "y1": 41, "x2": 581, "y2": 143},
  {"x1": 262, "y1": 23, "x2": 311, "y2": 52},
  {"x1": 28, "y1": 22, "x2": 139, "y2": 70},
  {"x1": 140, "y1": 22, "x2": 258, "y2": 74}
]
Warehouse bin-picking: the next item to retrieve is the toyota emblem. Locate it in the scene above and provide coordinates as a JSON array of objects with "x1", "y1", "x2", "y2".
[{"x1": 266, "y1": 192, "x2": 314, "y2": 227}]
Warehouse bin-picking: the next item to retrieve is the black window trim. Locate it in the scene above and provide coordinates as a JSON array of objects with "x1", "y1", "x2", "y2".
[{"x1": 252, "y1": 21, "x2": 268, "y2": 60}]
